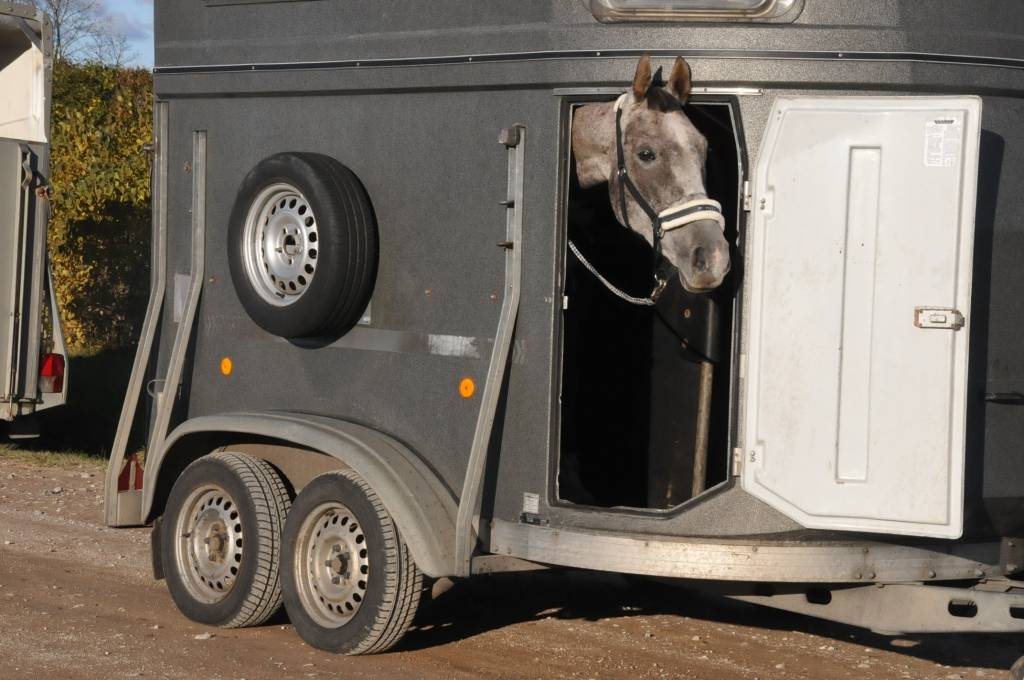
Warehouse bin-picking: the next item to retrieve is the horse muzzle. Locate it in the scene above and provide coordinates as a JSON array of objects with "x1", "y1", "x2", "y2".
[{"x1": 664, "y1": 218, "x2": 731, "y2": 293}]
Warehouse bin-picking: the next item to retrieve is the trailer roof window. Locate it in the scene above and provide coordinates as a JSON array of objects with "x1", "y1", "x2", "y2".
[{"x1": 587, "y1": 0, "x2": 802, "y2": 22}]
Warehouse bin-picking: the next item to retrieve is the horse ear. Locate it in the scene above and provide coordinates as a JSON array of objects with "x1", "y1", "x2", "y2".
[
  {"x1": 667, "y1": 56, "x2": 692, "y2": 103},
  {"x1": 631, "y1": 53, "x2": 653, "y2": 100}
]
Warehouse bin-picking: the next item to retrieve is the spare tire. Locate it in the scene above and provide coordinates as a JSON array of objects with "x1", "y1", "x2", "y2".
[{"x1": 228, "y1": 152, "x2": 378, "y2": 338}]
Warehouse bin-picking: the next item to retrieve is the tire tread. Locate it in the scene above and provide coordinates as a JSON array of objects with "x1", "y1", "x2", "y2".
[
  {"x1": 203, "y1": 452, "x2": 291, "y2": 628},
  {"x1": 290, "y1": 469, "x2": 423, "y2": 654}
]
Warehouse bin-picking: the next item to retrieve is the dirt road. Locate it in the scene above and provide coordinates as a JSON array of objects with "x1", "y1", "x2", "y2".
[{"x1": 0, "y1": 452, "x2": 1019, "y2": 680}]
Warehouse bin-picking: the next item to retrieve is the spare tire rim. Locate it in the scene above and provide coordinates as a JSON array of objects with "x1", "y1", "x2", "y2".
[
  {"x1": 295, "y1": 501, "x2": 371, "y2": 628},
  {"x1": 242, "y1": 183, "x2": 319, "y2": 306},
  {"x1": 175, "y1": 484, "x2": 244, "y2": 604}
]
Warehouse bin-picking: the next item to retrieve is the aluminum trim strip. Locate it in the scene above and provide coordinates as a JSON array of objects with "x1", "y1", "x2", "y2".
[
  {"x1": 488, "y1": 519, "x2": 995, "y2": 583},
  {"x1": 153, "y1": 48, "x2": 1024, "y2": 76}
]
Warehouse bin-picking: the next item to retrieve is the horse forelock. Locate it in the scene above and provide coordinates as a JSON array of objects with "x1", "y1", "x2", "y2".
[{"x1": 641, "y1": 88, "x2": 684, "y2": 113}]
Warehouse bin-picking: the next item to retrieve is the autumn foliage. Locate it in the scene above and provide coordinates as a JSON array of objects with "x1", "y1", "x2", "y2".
[{"x1": 48, "y1": 60, "x2": 152, "y2": 351}]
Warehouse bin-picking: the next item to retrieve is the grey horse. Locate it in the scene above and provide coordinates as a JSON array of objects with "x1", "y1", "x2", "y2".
[{"x1": 571, "y1": 55, "x2": 730, "y2": 293}]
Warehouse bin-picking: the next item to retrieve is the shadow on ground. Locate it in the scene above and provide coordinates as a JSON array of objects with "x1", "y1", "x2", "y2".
[
  {"x1": 403, "y1": 569, "x2": 1023, "y2": 672},
  {"x1": 31, "y1": 348, "x2": 139, "y2": 455}
]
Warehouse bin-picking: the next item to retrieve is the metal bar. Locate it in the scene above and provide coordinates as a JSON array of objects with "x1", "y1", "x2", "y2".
[
  {"x1": 733, "y1": 583, "x2": 1024, "y2": 634},
  {"x1": 146, "y1": 129, "x2": 206, "y2": 474},
  {"x1": 143, "y1": 129, "x2": 206, "y2": 498},
  {"x1": 454, "y1": 125, "x2": 525, "y2": 577},
  {"x1": 20, "y1": 148, "x2": 47, "y2": 402},
  {"x1": 553, "y1": 86, "x2": 763, "y2": 97},
  {"x1": 153, "y1": 48, "x2": 1024, "y2": 77},
  {"x1": 5, "y1": 147, "x2": 32, "y2": 408},
  {"x1": 691, "y1": 361, "x2": 713, "y2": 497},
  {"x1": 0, "y1": 147, "x2": 26, "y2": 412},
  {"x1": 489, "y1": 519, "x2": 997, "y2": 583},
  {"x1": 103, "y1": 102, "x2": 170, "y2": 526}
]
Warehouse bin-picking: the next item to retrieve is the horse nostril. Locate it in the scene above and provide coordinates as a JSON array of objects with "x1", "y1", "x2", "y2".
[{"x1": 691, "y1": 246, "x2": 708, "y2": 273}]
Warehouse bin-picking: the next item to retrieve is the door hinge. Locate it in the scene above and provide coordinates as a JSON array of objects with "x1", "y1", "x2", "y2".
[
  {"x1": 731, "y1": 447, "x2": 744, "y2": 476},
  {"x1": 742, "y1": 180, "x2": 752, "y2": 212},
  {"x1": 914, "y1": 307, "x2": 965, "y2": 331}
]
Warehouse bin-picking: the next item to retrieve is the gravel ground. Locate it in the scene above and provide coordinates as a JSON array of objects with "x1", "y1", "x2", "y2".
[{"x1": 0, "y1": 452, "x2": 1020, "y2": 679}]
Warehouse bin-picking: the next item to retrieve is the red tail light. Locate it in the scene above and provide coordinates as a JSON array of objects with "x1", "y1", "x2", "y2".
[{"x1": 39, "y1": 353, "x2": 65, "y2": 393}]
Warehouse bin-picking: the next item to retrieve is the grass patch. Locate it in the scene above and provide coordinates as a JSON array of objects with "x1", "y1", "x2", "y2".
[{"x1": 0, "y1": 444, "x2": 104, "y2": 468}]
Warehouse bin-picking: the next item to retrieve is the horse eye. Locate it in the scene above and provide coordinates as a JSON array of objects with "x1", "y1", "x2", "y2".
[{"x1": 637, "y1": 148, "x2": 657, "y2": 163}]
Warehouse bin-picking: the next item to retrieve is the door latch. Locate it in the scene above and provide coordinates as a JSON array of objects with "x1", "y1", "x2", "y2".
[{"x1": 914, "y1": 307, "x2": 965, "y2": 330}]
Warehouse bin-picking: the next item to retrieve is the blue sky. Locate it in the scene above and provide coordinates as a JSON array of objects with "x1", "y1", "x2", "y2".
[{"x1": 102, "y1": 0, "x2": 154, "y2": 68}]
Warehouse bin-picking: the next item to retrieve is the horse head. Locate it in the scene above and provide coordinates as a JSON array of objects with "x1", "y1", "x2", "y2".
[{"x1": 571, "y1": 55, "x2": 731, "y2": 293}]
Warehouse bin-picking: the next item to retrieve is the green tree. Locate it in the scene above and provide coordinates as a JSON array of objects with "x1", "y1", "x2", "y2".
[{"x1": 47, "y1": 61, "x2": 152, "y2": 351}]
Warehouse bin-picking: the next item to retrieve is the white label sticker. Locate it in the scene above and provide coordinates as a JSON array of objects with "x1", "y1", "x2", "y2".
[
  {"x1": 924, "y1": 116, "x2": 963, "y2": 168},
  {"x1": 522, "y1": 492, "x2": 539, "y2": 514}
]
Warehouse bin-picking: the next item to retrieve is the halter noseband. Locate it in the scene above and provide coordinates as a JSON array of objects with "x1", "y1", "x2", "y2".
[{"x1": 612, "y1": 93, "x2": 725, "y2": 290}]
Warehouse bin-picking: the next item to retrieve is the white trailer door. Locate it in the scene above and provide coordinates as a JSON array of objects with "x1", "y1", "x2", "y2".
[
  {"x1": 741, "y1": 96, "x2": 982, "y2": 539},
  {"x1": 0, "y1": 8, "x2": 50, "y2": 413}
]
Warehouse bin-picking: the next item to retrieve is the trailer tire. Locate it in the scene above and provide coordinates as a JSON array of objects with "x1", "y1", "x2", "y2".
[
  {"x1": 161, "y1": 452, "x2": 291, "y2": 628},
  {"x1": 281, "y1": 470, "x2": 423, "y2": 655},
  {"x1": 1011, "y1": 655, "x2": 1024, "y2": 680},
  {"x1": 228, "y1": 152, "x2": 378, "y2": 338}
]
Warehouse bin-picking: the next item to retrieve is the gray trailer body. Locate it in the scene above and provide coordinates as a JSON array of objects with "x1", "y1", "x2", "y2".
[
  {"x1": 108, "y1": 0, "x2": 1024, "y2": 636},
  {"x1": 0, "y1": 2, "x2": 66, "y2": 436}
]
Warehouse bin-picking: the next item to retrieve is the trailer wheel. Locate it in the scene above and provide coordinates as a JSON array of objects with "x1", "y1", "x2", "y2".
[
  {"x1": 228, "y1": 152, "x2": 378, "y2": 338},
  {"x1": 1011, "y1": 655, "x2": 1024, "y2": 680},
  {"x1": 161, "y1": 452, "x2": 291, "y2": 628},
  {"x1": 281, "y1": 470, "x2": 423, "y2": 654}
]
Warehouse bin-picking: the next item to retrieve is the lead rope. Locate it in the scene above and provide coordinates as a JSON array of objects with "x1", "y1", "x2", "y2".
[{"x1": 567, "y1": 239, "x2": 662, "y2": 306}]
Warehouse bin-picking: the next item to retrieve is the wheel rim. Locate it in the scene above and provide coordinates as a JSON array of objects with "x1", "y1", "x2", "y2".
[
  {"x1": 174, "y1": 485, "x2": 244, "y2": 603},
  {"x1": 242, "y1": 183, "x2": 319, "y2": 306},
  {"x1": 294, "y1": 502, "x2": 370, "y2": 628}
]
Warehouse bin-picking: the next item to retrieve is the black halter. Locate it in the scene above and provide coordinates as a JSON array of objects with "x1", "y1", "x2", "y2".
[{"x1": 615, "y1": 98, "x2": 665, "y2": 288}]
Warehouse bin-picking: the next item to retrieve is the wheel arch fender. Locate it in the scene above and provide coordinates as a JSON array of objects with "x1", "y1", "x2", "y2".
[{"x1": 144, "y1": 412, "x2": 457, "y2": 578}]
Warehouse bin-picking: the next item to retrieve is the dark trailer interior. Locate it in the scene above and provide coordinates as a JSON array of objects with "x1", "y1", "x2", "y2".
[{"x1": 558, "y1": 98, "x2": 742, "y2": 510}]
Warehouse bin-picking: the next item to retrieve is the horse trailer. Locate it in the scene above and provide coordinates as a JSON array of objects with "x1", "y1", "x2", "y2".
[
  {"x1": 106, "y1": 0, "x2": 1024, "y2": 658},
  {"x1": 0, "y1": 2, "x2": 67, "y2": 440}
]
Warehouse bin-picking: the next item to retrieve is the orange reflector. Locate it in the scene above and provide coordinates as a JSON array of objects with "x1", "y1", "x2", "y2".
[
  {"x1": 459, "y1": 377, "x2": 475, "y2": 399},
  {"x1": 220, "y1": 357, "x2": 233, "y2": 376}
]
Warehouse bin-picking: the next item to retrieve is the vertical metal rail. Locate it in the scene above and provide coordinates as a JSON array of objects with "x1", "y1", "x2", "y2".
[
  {"x1": 454, "y1": 125, "x2": 525, "y2": 576},
  {"x1": 102, "y1": 103, "x2": 166, "y2": 525},
  {"x1": 145, "y1": 129, "x2": 206, "y2": 486},
  {"x1": 1, "y1": 148, "x2": 30, "y2": 412},
  {"x1": 20, "y1": 147, "x2": 47, "y2": 402}
]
